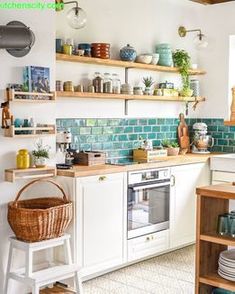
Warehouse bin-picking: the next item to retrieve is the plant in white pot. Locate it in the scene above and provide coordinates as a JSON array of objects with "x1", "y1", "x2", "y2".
[
  {"x1": 161, "y1": 139, "x2": 180, "y2": 156},
  {"x1": 32, "y1": 140, "x2": 50, "y2": 168},
  {"x1": 142, "y1": 76, "x2": 154, "y2": 95}
]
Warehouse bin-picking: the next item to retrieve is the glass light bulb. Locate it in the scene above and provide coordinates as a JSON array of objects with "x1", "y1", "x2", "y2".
[
  {"x1": 193, "y1": 34, "x2": 208, "y2": 50},
  {"x1": 67, "y1": 7, "x2": 87, "y2": 29}
]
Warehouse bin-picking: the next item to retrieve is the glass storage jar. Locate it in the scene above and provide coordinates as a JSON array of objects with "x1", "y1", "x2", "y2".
[
  {"x1": 93, "y1": 72, "x2": 104, "y2": 93},
  {"x1": 103, "y1": 73, "x2": 113, "y2": 94},
  {"x1": 112, "y1": 73, "x2": 121, "y2": 94}
]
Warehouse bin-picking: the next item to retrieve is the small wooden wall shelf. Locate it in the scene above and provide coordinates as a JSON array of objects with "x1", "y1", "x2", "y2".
[
  {"x1": 56, "y1": 91, "x2": 206, "y2": 103},
  {"x1": 195, "y1": 184, "x2": 235, "y2": 293},
  {"x1": 5, "y1": 167, "x2": 57, "y2": 182},
  {"x1": 224, "y1": 121, "x2": 235, "y2": 126},
  {"x1": 4, "y1": 125, "x2": 56, "y2": 138},
  {"x1": 56, "y1": 53, "x2": 206, "y2": 75},
  {"x1": 7, "y1": 89, "x2": 56, "y2": 102}
]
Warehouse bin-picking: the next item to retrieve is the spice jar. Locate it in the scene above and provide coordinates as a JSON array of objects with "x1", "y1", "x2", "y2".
[
  {"x1": 16, "y1": 149, "x2": 30, "y2": 169},
  {"x1": 103, "y1": 73, "x2": 113, "y2": 94},
  {"x1": 112, "y1": 73, "x2": 121, "y2": 94},
  {"x1": 93, "y1": 72, "x2": 104, "y2": 93}
]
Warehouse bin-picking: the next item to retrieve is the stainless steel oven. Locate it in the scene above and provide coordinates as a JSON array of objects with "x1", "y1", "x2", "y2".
[{"x1": 127, "y1": 168, "x2": 170, "y2": 239}]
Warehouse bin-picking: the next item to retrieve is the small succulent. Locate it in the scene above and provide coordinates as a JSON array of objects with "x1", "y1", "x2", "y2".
[
  {"x1": 161, "y1": 140, "x2": 179, "y2": 148},
  {"x1": 170, "y1": 142, "x2": 179, "y2": 148},
  {"x1": 142, "y1": 76, "x2": 154, "y2": 88},
  {"x1": 32, "y1": 139, "x2": 50, "y2": 158}
]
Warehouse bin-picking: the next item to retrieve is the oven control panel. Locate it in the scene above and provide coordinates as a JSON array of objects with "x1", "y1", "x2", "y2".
[{"x1": 128, "y1": 168, "x2": 171, "y2": 185}]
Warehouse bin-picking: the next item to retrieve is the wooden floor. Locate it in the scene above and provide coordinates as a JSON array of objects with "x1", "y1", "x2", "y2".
[{"x1": 40, "y1": 285, "x2": 76, "y2": 294}]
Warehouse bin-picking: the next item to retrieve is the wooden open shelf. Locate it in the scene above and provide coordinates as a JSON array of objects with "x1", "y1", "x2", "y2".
[
  {"x1": 200, "y1": 232, "x2": 235, "y2": 246},
  {"x1": 7, "y1": 89, "x2": 56, "y2": 102},
  {"x1": 199, "y1": 272, "x2": 235, "y2": 292},
  {"x1": 40, "y1": 284, "x2": 76, "y2": 293},
  {"x1": 56, "y1": 91, "x2": 206, "y2": 103},
  {"x1": 56, "y1": 53, "x2": 206, "y2": 75},
  {"x1": 5, "y1": 167, "x2": 57, "y2": 182},
  {"x1": 4, "y1": 125, "x2": 56, "y2": 138},
  {"x1": 196, "y1": 184, "x2": 235, "y2": 293}
]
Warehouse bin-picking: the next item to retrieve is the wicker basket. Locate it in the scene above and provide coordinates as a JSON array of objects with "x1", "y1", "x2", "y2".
[{"x1": 8, "y1": 179, "x2": 72, "y2": 242}]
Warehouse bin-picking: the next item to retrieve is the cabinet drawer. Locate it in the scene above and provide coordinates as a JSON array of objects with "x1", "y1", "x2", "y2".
[{"x1": 128, "y1": 230, "x2": 169, "y2": 262}]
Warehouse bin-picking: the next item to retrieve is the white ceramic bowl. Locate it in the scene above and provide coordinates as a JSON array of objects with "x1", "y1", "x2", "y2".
[
  {"x1": 151, "y1": 53, "x2": 160, "y2": 65},
  {"x1": 136, "y1": 54, "x2": 152, "y2": 64}
]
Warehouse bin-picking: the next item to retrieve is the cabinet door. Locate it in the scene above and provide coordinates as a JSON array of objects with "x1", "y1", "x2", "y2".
[
  {"x1": 170, "y1": 163, "x2": 210, "y2": 248},
  {"x1": 78, "y1": 173, "x2": 125, "y2": 276}
]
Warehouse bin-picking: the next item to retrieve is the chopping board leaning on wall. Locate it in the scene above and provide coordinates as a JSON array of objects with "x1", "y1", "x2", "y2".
[{"x1": 178, "y1": 113, "x2": 190, "y2": 153}]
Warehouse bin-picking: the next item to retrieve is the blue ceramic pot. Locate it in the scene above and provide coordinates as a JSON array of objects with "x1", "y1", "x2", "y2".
[
  {"x1": 156, "y1": 43, "x2": 173, "y2": 67},
  {"x1": 120, "y1": 44, "x2": 137, "y2": 62}
]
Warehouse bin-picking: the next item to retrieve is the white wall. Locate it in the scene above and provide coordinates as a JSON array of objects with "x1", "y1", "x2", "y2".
[
  {"x1": 0, "y1": 7, "x2": 55, "y2": 293},
  {"x1": 191, "y1": 1, "x2": 235, "y2": 119}
]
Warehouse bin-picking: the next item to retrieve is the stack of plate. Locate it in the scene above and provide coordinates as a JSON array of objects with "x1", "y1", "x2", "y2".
[
  {"x1": 121, "y1": 83, "x2": 133, "y2": 95},
  {"x1": 218, "y1": 249, "x2": 235, "y2": 281},
  {"x1": 91, "y1": 43, "x2": 110, "y2": 59}
]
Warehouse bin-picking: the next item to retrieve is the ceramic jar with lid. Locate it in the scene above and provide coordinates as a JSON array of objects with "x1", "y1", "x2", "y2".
[
  {"x1": 17, "y1": 149, "x2": 30, "y2": 169},
  {"x1": 120, "y1": 44, "x2": 137, "y2": 62},
  {"x1": 156, "y1": 43, "x2": 173, "y2": 67}
]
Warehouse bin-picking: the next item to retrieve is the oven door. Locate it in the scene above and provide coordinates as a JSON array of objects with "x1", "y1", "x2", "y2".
[{"x1": 128, "y1": 181, "x2": 170, "y2": 239}]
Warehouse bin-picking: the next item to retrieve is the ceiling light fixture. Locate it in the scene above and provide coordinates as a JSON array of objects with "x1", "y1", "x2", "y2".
[
  {"x1": 56, "y1": 0, "x2": 87, "y2": 30},
  {"x1": 178, "y1": 26, "x2": 208, "y2": 50}
]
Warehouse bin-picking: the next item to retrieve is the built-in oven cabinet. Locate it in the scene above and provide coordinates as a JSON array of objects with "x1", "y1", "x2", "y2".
[
  {"x1": 127, "y1": 230, "x2": 169, "y2": 262},
  {"x1": 75, "y1": 172, "x2": 127, "y2": 277},
  {"x1": 170, "y1": 163, "x2": 210, "y2": 249}
]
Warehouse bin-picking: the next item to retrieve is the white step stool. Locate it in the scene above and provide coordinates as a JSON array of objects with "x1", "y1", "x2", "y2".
[{"x1": 4, "y1": 234, "x2": 83, "y2": 294}]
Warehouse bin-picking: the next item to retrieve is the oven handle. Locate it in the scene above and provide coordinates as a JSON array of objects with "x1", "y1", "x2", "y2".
[{"x1": 131, "y1": 181, "x2": 171, "y2": 191}]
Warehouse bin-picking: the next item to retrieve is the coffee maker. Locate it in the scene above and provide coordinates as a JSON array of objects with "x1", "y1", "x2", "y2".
[
  {"x1": 192, "y1": 122, "x2": 214, "y2": 154},
  {"x1": 56, "y1": 130, "x2": 72, "y2": 164}
]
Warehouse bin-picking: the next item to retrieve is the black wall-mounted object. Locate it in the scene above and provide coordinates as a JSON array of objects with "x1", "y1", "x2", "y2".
[{"x1": 0, "y1": 21, "x2": 35, "y2": 57}]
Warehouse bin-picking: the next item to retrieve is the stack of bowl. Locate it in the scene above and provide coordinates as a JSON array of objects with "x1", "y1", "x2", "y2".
[
  {"x1": 91, "y1": 43, "x2": 110, "y2": 59},
  {"x1": 156, "y1": 44, "x2": 173, "y2": 67},
  {"x1": 121, "y1": 84, "x2": 133, "y2": 95}
]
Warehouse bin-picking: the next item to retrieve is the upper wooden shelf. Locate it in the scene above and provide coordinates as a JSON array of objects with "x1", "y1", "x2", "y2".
[
  {"x1": 56, "y1": 91, "x2": 205, "y2": 103},
  {"x1": 56, "y1": 53, "x2": 206, "y2": 75},
  {"x1": 7, "y1": 89, "x2": 56, "y2": 102},
  {"x1": 200, "y1": 232, "x2": 235, "y2": 246}
]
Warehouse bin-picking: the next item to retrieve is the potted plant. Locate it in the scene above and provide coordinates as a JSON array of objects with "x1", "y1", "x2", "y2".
[
  {"x1": 142, "y1": 76, "x2": 154, "y2": 95},
  {"x1": 32, "y1": 140, "x2": 50, "y2": 168},
  {"x1": 172, "y1": 50, "x2": 193, "y2": 97},
  {"x1": 161, "y1": 139, "x2": 180, "y2": 156}
]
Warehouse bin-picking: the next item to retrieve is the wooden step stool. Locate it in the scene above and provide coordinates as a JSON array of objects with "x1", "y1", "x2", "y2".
[{"x1": 4, "y1": 234, "x2": 83, "y2": 294}]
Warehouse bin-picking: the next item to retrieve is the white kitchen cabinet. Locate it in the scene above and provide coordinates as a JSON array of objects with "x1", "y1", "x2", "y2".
[
  {"x1": 75, "y1": 173, "x2": 126, "y2": 277},
  {"x1": 170, "y1": 163, "x2": 210, "y2": 248}
]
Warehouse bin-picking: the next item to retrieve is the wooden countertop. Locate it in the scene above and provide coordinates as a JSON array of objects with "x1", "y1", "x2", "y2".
[
  {"x1": 197, "y1": 183, "x2": 235, "y2": 199},
  {"x1": 57, "y1": 153, "x2": 218, "y2": 178}
]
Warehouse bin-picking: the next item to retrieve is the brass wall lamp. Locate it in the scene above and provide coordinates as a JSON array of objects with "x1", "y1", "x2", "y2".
[
  {"x1": 56, "y1": 0, "x2": 87, "y2": 29},
  {"x1": 178, "y1": 26, "x2": 208, "y2": 49}
]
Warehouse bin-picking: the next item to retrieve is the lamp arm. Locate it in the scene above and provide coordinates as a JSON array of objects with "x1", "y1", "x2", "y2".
[
  {"x1": 63, "y1": 1, "x2": 79, "y2": 9},
  {"x1": 185, "y1": 29, "x2": 202, "y2": 35}
]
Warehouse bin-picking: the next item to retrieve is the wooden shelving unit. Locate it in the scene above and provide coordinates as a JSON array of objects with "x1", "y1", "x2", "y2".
[
  {"x1": 56, "y1": 53, "x2": 206, "y2": 75},
  {"x1": 4, "y1": 125, "x2": 56, "y2": 138},
  {"x1": 7, "y1": 89, "x2": 56, "y2": 102},
  {"x1": 196, "y1": 184, "x2": 235, "y2": 293},
  {"x1": 224, "y1": 121, "x2": 235, "y2": 126},
  {"x1": 56, "y1": 91, "x2": 206, "y2": 103},
  {"x1": 5, "y1": 167, "x2": 57, "y2": 182}
]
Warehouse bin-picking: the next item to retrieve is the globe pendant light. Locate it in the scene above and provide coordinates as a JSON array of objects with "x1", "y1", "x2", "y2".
[{"x1": 56, "y1": 0, "x2": 87, "y2": 30}]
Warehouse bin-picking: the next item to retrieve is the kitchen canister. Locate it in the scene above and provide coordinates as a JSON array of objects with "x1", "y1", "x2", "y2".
[
  {"x1": 120, "y1": 44, "x2": 137, "y2": 62},
  {"x1": 156, "y1": 43, "x2": 173, "y2": 67},
  {"x1": 190, "y1": 79, "x2": 200, "y2": 97},
  {"x1": 16, "y1": 149, "x2": 30, "y2": 169}
]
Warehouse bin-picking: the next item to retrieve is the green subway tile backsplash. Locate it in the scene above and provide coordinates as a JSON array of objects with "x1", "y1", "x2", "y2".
[{"x1": 56, "y1": 117, "x2": 235, "y2": 159}]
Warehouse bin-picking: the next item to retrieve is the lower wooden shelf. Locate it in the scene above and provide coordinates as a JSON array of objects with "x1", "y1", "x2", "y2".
[
  {"x1": 200, "y1": 272, "x2": 235, "y2": 292},
  {"x1": 224, "y1": 121, "x2": 235, "y2": 126},
  {"x1": 200, "y1": 232, "x2": 235, "y2": 246},
  {"x1": 56, "y1": 91, "x2": 205, "y2": 103},
  {"x1": 40, "y1": 284, "x2": 76, "y2": 293},
  {"x1": 5, "y1": 167, "x2": 57, "y2": 182}
]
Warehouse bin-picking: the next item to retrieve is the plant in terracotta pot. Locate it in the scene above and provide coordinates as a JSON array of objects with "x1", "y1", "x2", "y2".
[
  {"x1": 172, "y1": 50, "x2": 193, "y2": 97},
  {"x1": 142, "y1": 76, "x2": 154, "y2": 95},
  {"x1": 32, "y1": 140, "x2": 50, "y2": 168},
  {"x1": 161, "y1": 139, "x2": 180, "y2": 156}
]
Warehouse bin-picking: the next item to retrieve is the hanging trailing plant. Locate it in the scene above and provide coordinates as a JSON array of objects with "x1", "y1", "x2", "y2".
[{"x1": 172, "y1": 50, "x2": 192, "y2": 97}]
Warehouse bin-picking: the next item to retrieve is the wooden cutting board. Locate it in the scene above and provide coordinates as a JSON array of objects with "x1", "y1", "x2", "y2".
[{"x1": 178, "y1": 113, "x2": 190, "y2": 151}]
